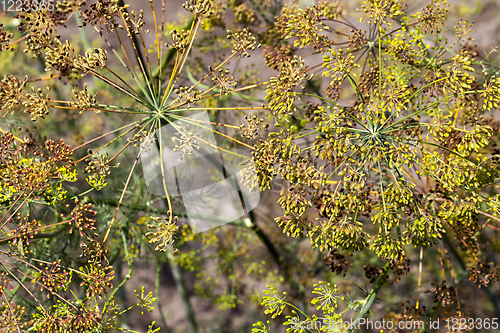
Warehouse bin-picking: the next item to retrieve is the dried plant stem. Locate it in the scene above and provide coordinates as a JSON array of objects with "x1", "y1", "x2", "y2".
[
  {"x1": 73, "y1": 120, "x2": 143, "y2": 151},
  {"x1": 1, "y1": 292, "x2": 22, "y2": 333},
  {"x1": 74, "y1": 121, "x2": 144, "y2": 164},
  {"x1": 415, "y1": 246, "x2": 424, "y2": 309},
  {"x1": 175, "y1": 18, "x2": 201, "y2": 88},
  {"x1": 169, "y1": 114, "x2": 254, "y2": 149},
  {"x1": 102, "y1": 148, "x2": 142, "y2": 243},
  {"x1": 103, "y1": 227, "x2": 132, "y2": 313},
  {"x1": 0, "y1": 260, "x2": 46, "y2": 311},
  {"x1": 0, "y1": 129, "x2": 24, "y2": 143}
]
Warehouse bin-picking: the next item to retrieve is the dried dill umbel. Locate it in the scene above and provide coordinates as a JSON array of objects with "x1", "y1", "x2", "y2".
[{"x1": 0, "y1": 75, "x2": 27, "y2": 112}]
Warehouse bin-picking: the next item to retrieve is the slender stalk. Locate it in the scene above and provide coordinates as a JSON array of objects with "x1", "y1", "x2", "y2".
[
  {"x1": 74, "y1": 13, "x2": 91, "y2": 52},
  {"x1": 152, "y1": 17, "x2": 194, "y2": 80},
  {"x1": 117, "y1": 2, "x2": 156, "y2": 100},
  {"x1": 112, "y1": 27, "x2": 156, "y2": 106},
  {"x1": 0, "y1": 129, "x2": 24, "y2": 143},
  {"x1": 102, "y1": 65, "x2": 146, "y2": 100},
  {"x1": 103, "y1": 227, "x2": 132, "y2": 313},
  {"x1": 415, "y1": 246, "x2": 424, "y2": 310},
  {"x1": 73, "y1": 119, "x2": 143, "y2": 151},
  {"x1": 155, "y1": 261, "x2": 172, "y2": 333},
  {"x1": 168, "y1": 114, "x2": 254, "y2": 150},
  {"x1": 89, "y1": 69, "x2": 148, "y2": 105},
  {"x1": 174, "y1": 18, "x2": 201, "y2": 90},
  {"x1": 156, "y1": 197, "x2": 198, "y2": 333},
  {"x1": 157, "y1": 119, "x2": 174, "y2": 224},
  {"x1": 168, "y1": 106, "x2": 266, "y2": 112},
  {"x1": 1, "y1": 292, "x2": 21, "y2": 333},
  {"x1": 74, "y1": 122, "x2": 141, "y2": 164},
  {"x1": 102, "y1": 148, "x2": 143, "y2": 243},
  {"x1": 167, "y1": 252, "x2": 198, "y2": 333},
  {"x1": 161, "y1": 17, "x2": 200, "y2": 106},
  {"x1": 347, "y1": 262, "x2": 391, "y2": 333}
]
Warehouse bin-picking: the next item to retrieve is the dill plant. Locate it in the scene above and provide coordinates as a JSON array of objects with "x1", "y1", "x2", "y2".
[
  {"x1": 250, "y1": 0, "x2": 500, "y2": 331},
  {"x1": 1, "y1": 0, "x2": 500, "y2": 332},
  {"x1": 0, "y1": 0, "x2": 268, "y2": 331}
]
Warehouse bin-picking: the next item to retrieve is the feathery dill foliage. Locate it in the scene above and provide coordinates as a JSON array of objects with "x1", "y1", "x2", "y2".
[
  {"x1": 0, "y1": 0, "x2": 265, "y2": 330},
  {"x1": 251, "y1": 0, "x2": 500, "y2": 330}
]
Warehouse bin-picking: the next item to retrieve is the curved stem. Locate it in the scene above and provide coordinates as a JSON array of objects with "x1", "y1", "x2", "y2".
[
  {"x1": 155, "y1": 261, "x2": 172, "y2": 333},
  {"x1": 347, "y1": 262, "x2": 391, "y2": 333},
  {"x1": 104, "y1": 227, "x2": 132, "y2": 313}
]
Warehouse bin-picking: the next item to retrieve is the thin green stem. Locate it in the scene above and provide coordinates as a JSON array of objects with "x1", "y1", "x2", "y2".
[
  {"x1": 346, "y1": 262, "x2": 391, "y2": 333},
  {"x1": 155, "y1": 261, "x2": 172, "y2": 333},
  {"x1": 104, "y1": 228, "x2": 132, "y2": 313}
]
